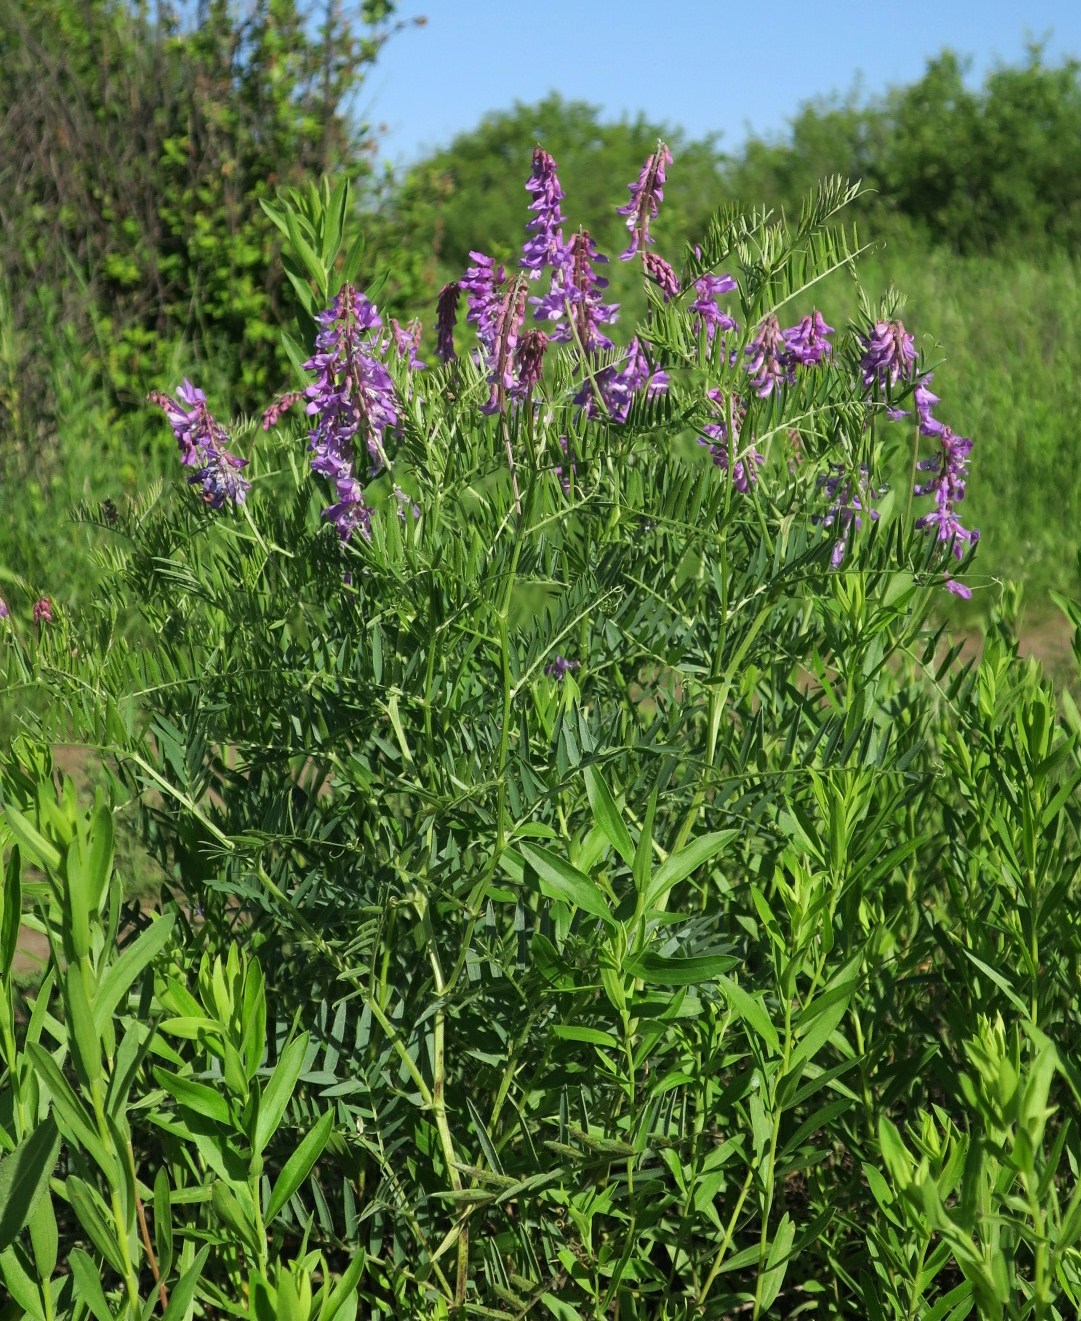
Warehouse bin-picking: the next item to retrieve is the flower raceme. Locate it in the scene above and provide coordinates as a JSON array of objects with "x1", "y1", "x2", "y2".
[
  {"x1": 148, "y1": 144, "x2": 979, "y2": 598},
  {"x1": 149, "y1": 381, "x2": 251, "y2": 508}
]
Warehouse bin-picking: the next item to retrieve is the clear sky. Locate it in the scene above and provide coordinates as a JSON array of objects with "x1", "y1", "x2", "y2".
[{"x1": 362, "y1": 0, "x2": 1081, "y2": 169}]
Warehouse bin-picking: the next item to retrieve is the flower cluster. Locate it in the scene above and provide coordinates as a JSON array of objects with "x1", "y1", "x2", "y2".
[
  {"x1": 617, "y1": 142, "x2": 672, "y2": 259},
  {"x1": 745, "y1": 311, "x2": 833, "y2": 397},
  {"x1": 149, "y1": 381, "x2": 251, "y2": 508},
  {"x1": 698, "y1": 391, "x2": 762, "y2": 492},
  {"x1": 816, "y1": 464, "x2": 881, "y2": 568},
  {"x1": 303, "y1": 284, "x2": 399, "y2": 542},
  {"x1": 859, "y1": 320, "x2": 917, "y2": 389}
]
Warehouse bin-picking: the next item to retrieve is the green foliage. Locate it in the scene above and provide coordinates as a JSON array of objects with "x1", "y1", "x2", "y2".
[{"x1": 4, "y1": 173, "x2": 1081, "y2": 1317}]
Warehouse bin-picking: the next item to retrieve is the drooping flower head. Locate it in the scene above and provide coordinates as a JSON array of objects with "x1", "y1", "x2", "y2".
[
  {"x1": 462, "y1": 253, "x2": 530, "y2": 413},
  {"x1": 521, "y1": 147, "x2": 568, "y2": 279},
  {"x1": 583, "y1": 337, "x2": 668, "y2": 423},
  {"x1": 859, "y1": 319, "x2": 917, "y2": 389},
  {"x1": 642, "y1": 251, "x2": 680, "y2": 301},
  {"x1": 303, "y1": 284, "x2": 398, "y2": 542},
  {"x1": 617, "y1": 141, "x2": 672, "y2": 259},
  {"x1": 149, "y1": 380, "x2": 252, "y2": 508},
  {"x1": 745, "y1": 316, "x2": 789, "y2": 397},
  {"x1": 914, "y1": 426, "x2": 979, "y2": 559},
  {"x1": 262, "y1": 390, "x2": 302, "y2": 431},
  {"x1": 691, "y1": 273, "x2": 739, "y2": 343},
  {"x1": 33, "y1": 597, "x2": 53, "y2": 626},
  {"x1": 435, "y1": 282, "x2": 461, "y2": 362},
  {"x1": 783, "y1": 310, "x2": 833, "y2": 367},
  {"x1": 538, "y1": 228, "x2": 618, "y2": 352},
  {"x1": 514, "y1": 330, "x2": 550, "y2": 396}
]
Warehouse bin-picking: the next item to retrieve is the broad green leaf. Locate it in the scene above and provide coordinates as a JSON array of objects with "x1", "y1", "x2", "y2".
[
  {"x1": 85, "y1": 800, "x2": 114, "y2": 912},
  {"x1": 0, "y1": 1243, "x2": 46, "y2": 1321},
  {"x1": 315, "y1": 1250, "x2": 367, "y2": 1321},
  {"x1": 646, "y1": 831, "x2": 736, "y2": 908},
  {"x1": 154, "y1": 1166, "x2": 174, "y2": 1280},
  {"x1": 160, "y1": 1244, "x2": 209, "y2": 1321},
  {"x1": 0, "y1": 1118, "x2": 61, "y2": 1251},
  {"x1": 26, "y1": 1045, "x2": 110, "y2": 1174},
  {"x1": 759, "y1": 1212, "x2": 795, "y2": 1311},
  {"x1": 265, "y1": 1109, "x2": 334, "y2": 1222},
  {"x1": 210, "y1": 1181, "x2": 259, "y2": 1255},
  {"x1": 1, "y1": 802, "x2": 61, "y2": 875},
  {"x1": 66, "y1": 1177, "x2": 126, "y2": 1275},
  {"x1": 519, "y1": 842, "x2": 615, "y2": 928},
  {"x1": 68, "y1": 1247, "x2": 113, "y2": 1321},
  {"x1": 254, "y1": 1034, "x2": 309, "y2": 1154},
  {"x1": 624, "y1": 950, "x2": 738, "y2": 986},
  {"x1": 1, "y1": 845, "x2": 21, "y2": 976},
  {"x1": 27, "y1": 1191, "x2": 58, "y2": 1281},
  {"x1": 718, "y1": 976, "x2": 780, "y2": 1054},
  {"x1": 551, "y1": 1026, "x2": 618, "y2": 1047},
  {"x1": 64, "y1": 966, "x2": 101, "y2": 1087},
  {"x1": 93, "y1": 913, "x2": 175, "y2": 1033},
  {"x1": 583, "y1": 766, "x2": 634, "y2": 867},
  {"x1": 153, "y1": 1068, "x2": 233, "y2": 1127}
]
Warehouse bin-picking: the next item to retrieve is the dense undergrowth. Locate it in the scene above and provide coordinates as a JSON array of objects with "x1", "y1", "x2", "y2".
[{"x1": 2, "y1": 143, "x2": 1081, "y2": 1318}]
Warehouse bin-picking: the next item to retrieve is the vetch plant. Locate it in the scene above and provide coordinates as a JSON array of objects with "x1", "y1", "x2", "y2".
[{"x1": 4, "y1": 149, "x2": 1080, "y2": 1319}]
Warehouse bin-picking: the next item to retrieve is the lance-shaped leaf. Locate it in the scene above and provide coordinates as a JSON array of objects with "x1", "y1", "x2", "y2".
[{"x1": 0, "y1": 1118, "x2": 61, "y2": 1252}]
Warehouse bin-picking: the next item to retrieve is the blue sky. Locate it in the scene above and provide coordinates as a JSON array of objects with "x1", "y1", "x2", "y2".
[{"x1": 362, "y1": 0, "x2": 1081, "y2": 169}]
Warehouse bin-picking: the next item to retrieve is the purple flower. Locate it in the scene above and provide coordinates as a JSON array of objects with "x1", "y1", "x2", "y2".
[
  {"x1": 783, "y1": 310, "x2": 833, "y2": 367},
  {"x1": 514, "y1": 330, "x2": 549, "y2": 396},
  {"x1": 390, "y1": 318, "x2": 427, "y2": 371},
  {"x1": 617, "y1": 142, "x2": 672, "y2": 259},
  {"x1": 698, "y1": 390, "x2": 762, "y2": 492},
  {"x1": 545, "y1": 655, "x2": 580, "y2": 680},
  {"x1": 393, "y1": 484, "x2": 420, "y2": 522},
  {"x1": 435, "y1": 282, "x2": 461, "y2": 362},
  {"x1": 262, "y1": 391, "x2": 303, "y2": 430},
  {"x1": 584, "y1": 336, "x2": 668, "y2": 423},
  {"x1": 643, "y1": 251, "x2": 680, "y2": 301},
  {"x1": 536, "y1": 228, "x2": 618, "y2": 353},
  {"x1": 945, "y1": 579, "x2": 972, "y2": 599},
  {"x1": 859, "y1": 320, "x2": 917, "y2": 389},
  {"x1": 149, "y1": 381, "x2": 252, "y2": 508},
  {"x1": 521, "y1": 147, "x2": 568, "y2": 279},
  {"x1": 745, "y1": 315, "x2": 789, "y2": 397},
  {"x1": 303, "y1": 284, "x2": 399, "y2": 542},
  {"x1": 691, "y1": 274, "x2": 739, "y2": 342},
  {"x1": 0, "y1": 599, "x2": 9, "y2": 619},
  {"x1": 914, "y1": 426, "x2": 979, "y2": 559},
  {"x1": 33, "y1": 597, "x2": 53, "y2": 625},
  {"x1": 816, "y1": 464, "x2": 880, "y2": 566}
]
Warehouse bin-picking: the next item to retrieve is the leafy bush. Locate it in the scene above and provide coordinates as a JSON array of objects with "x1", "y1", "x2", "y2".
[{"x1": 3, "y1": 147, "x2": 1081, "y2": 1318}]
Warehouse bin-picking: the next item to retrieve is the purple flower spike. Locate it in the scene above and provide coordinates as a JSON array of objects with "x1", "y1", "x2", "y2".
[
  {"x1": 859, "y1": 319, "x2": 917, "y2": 389},
  {"x1": 149, "y1": 381, "x2": 251, "y2": 507},
  {"x1": 815, "y1": 464, "x2": 881, "y2": 566},
  {"x1": 584, "y1": 337, "x2": 668, "y2": 423},
  {"x1": 33, "y1": 597, "x2": 53, "y2": 625},
  {"x1": 303, "y1": 284, "x2": 399, "y2": 543},
  {"x1": 691, "y1": 274, "x2": 739, "y2": 342},
  {"x1": 698, "y1": 389, "x2": 761, "y2": 492},
  {"x1": 521, "y1": 147, "x2": 568, "y2": 279},
  {"x1": 914, "y1": 426, "x2": 979, "y2": 559},
  {"x1": 262, "y1": 390, "x2": 302, "y2": 431},
  {"x1": 643, "y1": 251, "x2": 680, "y2": 301},
  {"x1": 745, "y1": 315, "x2": 789, "y2": 397},
  {"x1": 617, "y1": 141, "x2": 672, "y2": 259},
  {"x1": 783, "y1": 310, "x2": 833, "y2": 367},
  {"x1": 515, "y1": 330, "x2": 549, "y2": 396},
  {"x1": 435, "y1": 282, "x2": 461, "y2": 362},
  {"x1": 390, "y1": 318, "x2": 427, "y2": 371},
  {"x1": 537, "y1": 228, "x2": 619, "y2": 352}
]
